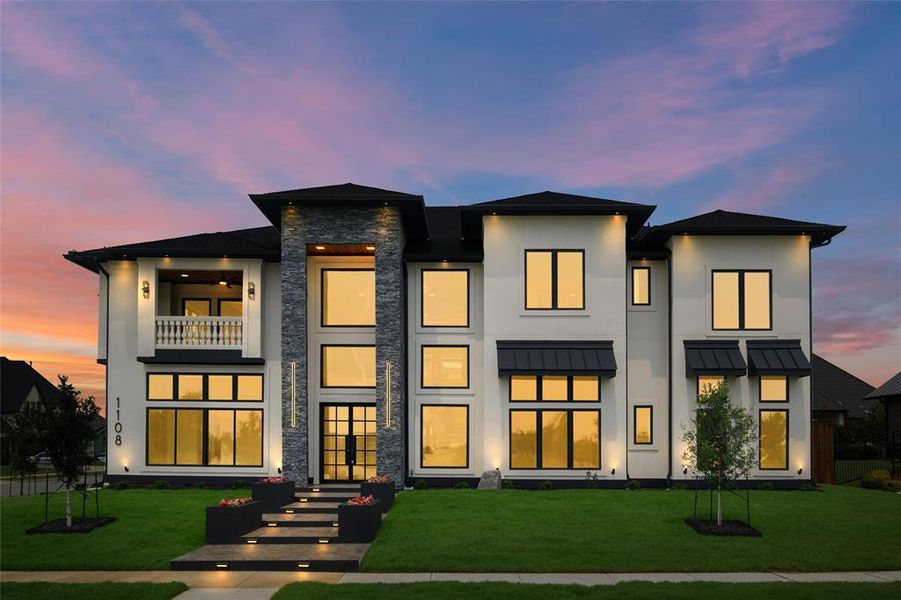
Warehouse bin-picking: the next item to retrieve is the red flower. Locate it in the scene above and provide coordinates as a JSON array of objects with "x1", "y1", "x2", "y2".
[
  {"x1": 257, "y1": 476, "x2": 288, "y2": 484},
  {"x1": 347, "y1": 495, "x2": 376, "y2": 506},
  {"x1": 367, "y1": 475, "x2": 392, "y2": 484},
  {"x1": 218, "y1": 497, "x2": 254, "y2": 508}
]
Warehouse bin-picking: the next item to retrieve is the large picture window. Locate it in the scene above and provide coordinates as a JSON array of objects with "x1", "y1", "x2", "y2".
[
  {"x1": 421, "y1": 346, "x2": 469, "y2": 389},
  {"x1": 712, "y1": 270, "x2": 772, "y2": 330},
  {"x1": 509, "y1": 409, "x2": 600, "y2": 469},
  {"x1": 422, "y1": 269, "x2": 469, "y2": 327},
  {"x1": 760, "y1": 376, "x2": 788, "y2": 402},
  {"x1": 321, "y1": 345, "x2": 376, "y2": 388},
  {"x1": 147, "y1": 373, "x2": 264, "y2": 402},
  {"x1": 509, "y1": 375, "x2": 600, "y2": 402},
  {"x1": 421, "y1": 405, "x2": 469, "y2": 468},
  {"x1": 525, "y1": 250, "x2": 584, "y2": 310},
  {"x1": 321, "y1": 269, "x2": 375, "y2": 326},
  {"x1": 759, "y1": 409, "x2": 788, "y2": 470},
  {"x1": 632, "y1": 266, "x2": 650, "y2": 305},
  {"x1": 146, "y1": 408, "x2": 262, "y2": 467}
]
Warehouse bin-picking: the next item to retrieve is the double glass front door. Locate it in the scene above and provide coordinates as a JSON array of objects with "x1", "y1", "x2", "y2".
[{"x1": 321, "y1": 403, "x2": 377, "y2": 481}]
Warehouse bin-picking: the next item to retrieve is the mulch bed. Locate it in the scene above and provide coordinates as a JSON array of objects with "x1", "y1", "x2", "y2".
[
  {"x1": 26, "y1": 517, "x2": 117, "y2": 534},
  {"x1": 685, "y1": 518, "x2": 761, "y2": 537}
]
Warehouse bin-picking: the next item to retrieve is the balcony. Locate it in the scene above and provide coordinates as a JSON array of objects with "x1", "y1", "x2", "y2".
[{"x1": 155, "y1": 316, "x2": 243, "y2": 349}]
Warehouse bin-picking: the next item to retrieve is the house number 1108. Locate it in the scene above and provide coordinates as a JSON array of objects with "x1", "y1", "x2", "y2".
[{"x1": 114, "y1": 397, "x2": 123, "y2": 446}]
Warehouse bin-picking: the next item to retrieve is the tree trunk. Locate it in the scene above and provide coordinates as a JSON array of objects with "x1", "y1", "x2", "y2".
[
  {"x1": 716, "y1": 489, "x2": 723, "y2": 526},
  {"x1": 65, "y1": 485, "x2": 72, "y2": 528}
]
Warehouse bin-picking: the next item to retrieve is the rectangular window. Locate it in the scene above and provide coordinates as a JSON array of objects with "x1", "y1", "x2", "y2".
[
  {"x1": 147, "y1": 408, "x2": 263, "y2": 467},
  {"x1": 712, "y1": 270, "x2": 771, "y2": 330},
  {"x1": 208, "y1": 410, "x2": 235, "y2": 465},
  {"x1": 218, "y1": 299, "x2": 242, "y2": 317},
  {"x1": 759, "y1": 410, "x2": 788, "y2": 470},
  {"x1": 235, "y1": 410, "x2": 263, "y2": 466},
  {"x1": 148, "y1": 373, "x2": 264, "y2": 402},
  {"x1": 632, "y1": 266, "x2": 650, "y2": 305},
  {"x1": 322, "y1": 269, "x2": 375, "y2": 326},
  {"x1": 421, "y1": 405, "x2": 469, "y2": 468},
  {"x1": 422, "y1": 270, "x2": 469, "y2": 327},
  {"x1": 208, "y1": 375, "x2": 233, "y2": 401},
  {"x1": 421, "y1": 346, "x2": 469, "y2": 389},
  {"x1": 697, "y1": 375, "x2": 725, "y2": 396},
  {"x1": 510, "y1": 375, "x2": 601, "y2": 402},
  {"x1": 322, "y1": 346, "x2": 376, "y2": 388},
  {"x1": 148, "y1": 374, "x2": 174, "y2": 400},
  {"x1": 178, "y1": 375, "x2": 203, "y2": 400},
  {"x1": 182, "y1": 298, "x2": 210, "y2": 317},
  {"x1": 633, "y1": 406, "x2": 653, "y2": 445},
  {"x1": 237, "y1": 375, "x2": 264, "y2": 401},
  {"x1": 176, "y1": 409, "x2": 203, "y2": 465},
  {"x1": 525, "y1": 250, "x2": 584, "y2": 310},
  {"x1": 760, "y1": 376, "x2": 788, "y2": 402},
  {"x1": 509, "y1": 410, "x2": 601, "y2": 469},
  {"x1": 147, "y1": 409, "x2": 175, "y2": 465}
]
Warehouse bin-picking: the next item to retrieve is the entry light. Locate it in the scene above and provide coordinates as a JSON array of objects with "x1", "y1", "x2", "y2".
[
  {"x1": 315, "y1": 245, "x2": 326, "y2": 250},
  {"x1": 248, "y1": 281, "x2": 255, "y2": 300},
  {"x1": 141, "y1": 281, "x2": 150, "y2": 299}
]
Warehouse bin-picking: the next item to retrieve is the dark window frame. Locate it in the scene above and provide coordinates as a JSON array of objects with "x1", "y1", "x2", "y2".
[
  {"x1": 320, "y1": 268, "x2": 376, "y2": 328},
  {"x1": 217, "y1": 298, "x2": 243, "y2": 318},
  {"x1": 145, "y1": 407, "x2": 264, "y2": 467},
  {"x1": 320, "y1": 344, "x2": 377, "y2": 389},
  {"x1": 524, "y1": 249, "x2": 586, "y2": 310},
  {"x1": 419, "y1": 404, "x2": 470, "y2": 469},
  {"x1": 758, "y1": 408, "x2": 789, "y2": 471},
  {"x1": 509, "y1": 374, "x2": 601, "y2": 402},
  {"x1": 508, "y1": 409, "x2": 601, "y2": 470},
  {"x1": 420, "y1": 268, "x2": 470, "y2": 328},
  {"x1": 420, "y1": 345, "x2": 470, "y2": 389},
  {"x1": 759, "y1": 375, "x2": 789, "y2": 403},
  {"x1": 319, "y1": 401, "x2": 378, "y2": 482},
  {"x1": 181, "y1": 297, "x2": 211, "y2": 317},
  {"x1": 633, "y1": 405, "x2": 654, "y2": 445},
  {"x1": 146, "y1": 372, "x2": 264, "y2": 402},
  {"x1": 711, "y1": 269, "x2": 773, "y2": 331},
  {"x1": 631, "y1": 266, "x2": 651, "y2": 306}
]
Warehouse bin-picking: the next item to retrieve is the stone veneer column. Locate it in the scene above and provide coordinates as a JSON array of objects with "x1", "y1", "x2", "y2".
[{"x1": 280, "y1": 205, "x2": 406, "y2": 486}]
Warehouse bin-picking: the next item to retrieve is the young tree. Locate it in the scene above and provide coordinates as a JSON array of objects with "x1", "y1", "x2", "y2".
[
  {"x1": 39, "y1": 376, "x2": 100, "y2": 527},
  {"x1": 682, "y1": 380, "x2": 756, "y2": 526}
]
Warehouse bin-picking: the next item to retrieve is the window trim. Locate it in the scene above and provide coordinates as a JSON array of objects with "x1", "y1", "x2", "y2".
[
  {"x1": 420, "y1": 268, "x2": 470, "y2": 329},
  {"x1": 181, "y1": 297, "x2": 211, "y2": 317},
  {"x1": 320, "y1": 344, "x2": 377, "y2": 389},
  {"x1": 631, "y1": 266, "x2": 651, "y2": 306},
  {"x1": 217, "y1": 298, "x2": 243, "y2": 317},
  {"x1": 420, "y1": 345, "x2": 470, "y2": 389},
  {"x1": 145, "y1": 407, "x2": 264, "y2": 467},
  {"x1": 758, "y1": 408, "x2": 789, "y2": 471},
  {"x1": 146, "y1": 373, "x2": 264, "y2": 402},
  {"x1": 509, "y1": 375, "x2": 602, "y2": 402},
  {"x1": 320, "y1": 268, "x2": 376, "y2": 328},
  {"x1": 759, "y1": 375, "x2": 789, "y2": 403},
  {"x1": 711, "y1": 269, "x2": 773, "y2": 331},
  {"x1": 633, "y1": 405, "x2": 654, "y2": 445},
  {"x1": 419, "y1": 404, "x2": 470, "y2": 469},
  {"x1": 524, "y1": 249, "x2": 586, "y2": 310},
  {"x1": 508, "y1": 409, "x2": 601, "y2": 470}
]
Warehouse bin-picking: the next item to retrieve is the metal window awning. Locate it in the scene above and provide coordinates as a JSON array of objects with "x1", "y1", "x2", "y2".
[
  {"x1": 496, "y1": 340, "x2": 617, "y2": 377},
  {"x1": 683, "y1": 340, "x2": 747, "y2": 376},
  {"x1": 746, "y1": 339, "x2": 812, "y2": 377}
]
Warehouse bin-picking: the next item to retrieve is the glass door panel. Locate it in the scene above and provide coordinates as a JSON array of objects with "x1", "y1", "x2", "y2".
[{"x1": 321, "y1": 403, "x2": 377, "y2": 481}]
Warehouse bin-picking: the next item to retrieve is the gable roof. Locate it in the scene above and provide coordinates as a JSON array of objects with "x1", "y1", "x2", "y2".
[
  {"x1": 866, "y1": 371, "x2": 901, "y2": 400},
  {"x1": 1, "y1": 357, "x2": 60, "y2": 414},
  {"x1": 647, "y1": 209, "x2": 844, "y2": 247},
  {"x1": 249, "y1": 182, "x2": 429, "y2": 239},
  {"x1": 811, "y1": 353, "x2": 877, "y2": 418}
]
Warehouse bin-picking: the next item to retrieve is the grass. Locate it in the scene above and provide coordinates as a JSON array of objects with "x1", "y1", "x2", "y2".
[
  {"x1": 362, "y1": 485, "x2": 901, "y2": 572},
  {"x1": 0, "y1": 582, "x2": 187, "y2": 600},
  {"x1": 0, "y1": 488, "x2": 246, "y2": 570},
  {"x1": 272, "y1": 582, "x2": 901, "y2": 600}
]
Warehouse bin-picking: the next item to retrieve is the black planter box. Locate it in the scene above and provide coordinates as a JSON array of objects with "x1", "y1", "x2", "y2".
[
  {"x1": 251, "y1": 480, "x2": 295, "y2": 512},
  {"x1": 360, "y1": 481, "x2": 395, "y2": 513},
  {"x1": 205, "y1": 501, "x2": 263, "y2": 544},
  {"x1": 338, "y1": 500, "x2": 382, "y2": 542}
]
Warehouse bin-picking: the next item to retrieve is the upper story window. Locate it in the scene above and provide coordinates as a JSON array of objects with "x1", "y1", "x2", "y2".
[
  {"x1": 760, "y1": 375, "x2": 788, "y2": 402},
  {"x1": 147, "y1": 373, "x2": 264, "y2": 402},
  {"x1": 510, "y1": 375, "x2": 600, "y2": 402},
  {"x1": 525, "y1": 250, "x2": 584, "y2": 310},
  {"x1": 632, "y1": 266, "x2": 650, "y2": 305},
  {"x1": 712, "y1": 270, "x2": 771, "y2": 330},
  {"x1": 321, "y1": 345, "x2": 376, "y2": 388},
  {"x1": 422, "y1": 269, "x2": 469, "y2": 327},
  {"x1": 183, "y1": 299, "x2": 210, "y2": 317},
  {"x1": 322, "y1": 269, "x2": 375, "y2": 327},
  {"x1": 218, "y1": 299, "x2": 242, "y2": 317},
  {"x1": 422, "y1": 345, "x2": 469, "y2": 388},
  {"x1": 696, "y1": 375, "x2": 725, "y2": 397}
]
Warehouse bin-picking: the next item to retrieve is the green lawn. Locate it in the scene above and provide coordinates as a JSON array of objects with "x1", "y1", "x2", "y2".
[
  {"x1": 362, "y1": 485, "x2": 901, "y2": 573},
  {"x1": 0, "y1": 488, "x2": 246, "y2": 570},
  {"x1": 273, "y1": 582, "x2": 901, "y2": 600},
  {"x1": 0, "y1": 583, "x2": 187, "y2": 600}
]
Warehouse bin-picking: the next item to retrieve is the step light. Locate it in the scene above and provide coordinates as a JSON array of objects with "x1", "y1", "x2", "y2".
[
  {"x1": 300, "y1": 498, "x2": 308, "y2": 503},
  {"x1": 246, "y1": 540, "x2": 257, "y2": 544},
  {"x1": 312, "y1": 488, "x2": 320, "y2": 492},
  {"x1": 285, "y1": 509, "x2": 294, "y2": 514},
  {"x1": 267, "y1": 523, "x2": 278, "y2": 527},
  {"x1": 297, "y1": 563, "x2": 310, "y2": 569},
  {"x1": 332, "y1": 522, "x2": 339, "y2": 527},
  {"x1": 216, "y1": 564, "x2": 228, "y2": 569},
  {"x1": 318, "y1": 539, "x2": 329, "y2": 544}
]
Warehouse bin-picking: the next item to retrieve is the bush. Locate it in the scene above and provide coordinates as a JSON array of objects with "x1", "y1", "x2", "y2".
[
  {"x1": 883, "y1": 480, "x2": 901, "y2": 493},
  {"x1": 861, "y1": 469, "x2": 891, "y2": 490},
  {"x1": 453, "y1": 481, "x2": 471, "y2": 489},
  {"x1": 538, "y1": 480, "x2": 554, "y2": 490},
  {"x1": 501, "y1": 480, "x2": 514, "y2": 489},
  {"x1": 232, "y1": 479, "x2": 246, "y2": 489},
  {"x1": 757, "y1": 482, "x2": 774, "y2": 491},
  {"x1": 154, "y1": 480, "x2": 170, "y2": 489},
  {"x1": 626, "y1": 480, "x2": 641, "y2": 491},
  {"x1": 413, "y1": 480, "x2": 428, "y2": 490},
  {"x1": 584, "y1": 471, "x2": 600, "y2": 489}
]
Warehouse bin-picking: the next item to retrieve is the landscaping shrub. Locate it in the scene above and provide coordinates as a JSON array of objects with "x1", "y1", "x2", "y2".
[
  {"x1": 861, "y1": 469, "x2": 891, "y2": 490},
  {"x1": 884, "y1": 480, "x2": 901, "y2": 493},
  {"x1": 538, "y1": 480, "x2": 554, "y2": 490},
  {"x1": 584, "y1": 471, "x2": 600, "y2": 489},
  {"x1": 501, "y1": 480, "x2": 514, "y2": 489},
  {"x1": 154, "y1": 480, "x2": 170, "y2": 489},
  {"x1": 413, "y1": 480, "x2": 428, "y2": 490},
  {"x1": 626, "y1": 480, "x2": 641, "y2": 491},
  {"x1": 453, "y1": 482, "x2": 470, "y2": 489},
  {"x1": 232, "y1": 480, "x2": 246, "y2": 489}
]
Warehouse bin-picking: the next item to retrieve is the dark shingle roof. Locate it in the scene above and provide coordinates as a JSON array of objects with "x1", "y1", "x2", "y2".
[
  {"x1": 473, "y1": 190, "x2": 650, "y2": 209},
  {"x1": 811, "y1": 354, "x2": 877, "y2": 418},
  {"x1": 1, "y1": 357, "x2": 60, "y2": 414},
  {"x1": 866, "y1": 371, "x2": 901, "y2": 400},
  {"x1": 648, "y1": 209, "x2": 844, "y2": 247}
]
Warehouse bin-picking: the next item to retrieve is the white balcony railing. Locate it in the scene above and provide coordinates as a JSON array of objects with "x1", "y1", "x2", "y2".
[{"x1": 155, "y1": 316, "x2": 243, "y2": 349}]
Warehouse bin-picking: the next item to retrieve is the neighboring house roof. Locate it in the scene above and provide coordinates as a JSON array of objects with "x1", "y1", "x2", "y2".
[
  {"x1": 647, "y1": 209, "x2": 845, "y2": 248},
  {"x1": 0, "y1": 357, "x2": 60, "y2": 415},
  {"x1": 866, "y1": 371, "x2": 901, "y2": 400},
  {"x1": 811, "y1": 353, "x2": 877, "y2": 418},
  {"x1": 90, "y1": 414, "x2": 107, "y2": 434}
]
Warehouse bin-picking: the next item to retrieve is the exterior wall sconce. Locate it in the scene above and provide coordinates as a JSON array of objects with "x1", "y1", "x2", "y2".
[
  {"x1": 683, "y1": 467, "x2": 689, "y2": 475},
  {"x1": 123, "y1": 465, "x2": 130, "y2": 473},
  {"x1": 797, "y1": 467, "x2": 803, "y2": 475},
  {"x1": 610, "y1": 468, "x2": 616, "y2": 475},
  {"x1": 248, "y1": 281, "x2": 255, "y2": 300},
  {"x1": 141, "y1": 280, "x2": 150, "y2": 299}
]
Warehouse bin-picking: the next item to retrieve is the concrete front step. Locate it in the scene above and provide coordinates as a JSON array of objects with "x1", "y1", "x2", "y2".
[
  {"x1": 170, "y1": 542, "x2": 369, "y2": 572},
  {"x1": 295, "y1": 491, "x2": 356, "y2": 500},
  {"x1": 262, "y1": 513, "x2": 339, "y2": 527},
  {"x1": 282, "y1": 501, "x2": 343, "y2": 513},
  {"x1": 299, "y1": 484, "x2": 360, "y2": 493},
  {"x1": 242, "y1": 526, "x2": 339, "y2": 544}
]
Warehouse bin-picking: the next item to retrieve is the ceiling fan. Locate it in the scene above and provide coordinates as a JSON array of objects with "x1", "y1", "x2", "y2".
[{"x1": 195, "y1": 271, "x2": 241, "y2": 288}]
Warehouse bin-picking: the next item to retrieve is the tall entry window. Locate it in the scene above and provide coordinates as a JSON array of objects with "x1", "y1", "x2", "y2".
[
  {"x1": 322, "y1": 269, "x2": 375, "y2": 326},
  {"x1": 509, "y1": 410, "x2": 600, "y2": 469},
  {"x1": 525, "y1": 250, "x2": 584, "y2": 310},
  {"x1": 712, "y1": 270, "x2": 772, "y2": 330},
  {"x1": 422, "y1": 270, "x2": 469, "y2": 327},
  {"x1": 321, "y1": 404, "x2": 376, "y2": 481},
  {"x1": 759, "y1": 409, "x2": 788, "y2": 470}
]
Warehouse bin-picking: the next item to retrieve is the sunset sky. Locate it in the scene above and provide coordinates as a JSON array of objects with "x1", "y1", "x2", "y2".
[{"x1": 1, "y1": 2, "x2": 899, "y2": 409}]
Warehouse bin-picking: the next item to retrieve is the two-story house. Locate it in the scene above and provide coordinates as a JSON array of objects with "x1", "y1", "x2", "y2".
[{"x1": 65, "y1": 183, "x2": 844, "y2": 488}]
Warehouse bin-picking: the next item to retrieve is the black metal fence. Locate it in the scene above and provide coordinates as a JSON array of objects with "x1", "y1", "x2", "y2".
[{"x1": 835, "y1": 430, "x2": 900, "y2": 484}]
